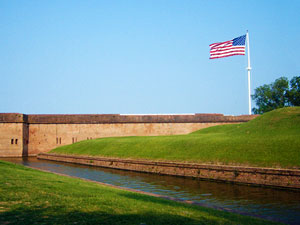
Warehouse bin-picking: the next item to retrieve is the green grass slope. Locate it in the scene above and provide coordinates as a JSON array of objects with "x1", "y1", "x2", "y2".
[
  {"x1": 51, "y1": 107, "x2": 300, "y2": 169},
  {"x1": 0, "y1": 161, "x2": 279, "y2": 225}
]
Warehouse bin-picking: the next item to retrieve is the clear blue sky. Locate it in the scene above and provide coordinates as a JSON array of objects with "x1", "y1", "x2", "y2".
[{"x1": 1, "y1": 0, "x2": 299, "y2": 115}]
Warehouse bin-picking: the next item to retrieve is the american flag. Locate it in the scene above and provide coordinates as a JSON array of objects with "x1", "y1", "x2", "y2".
[{"x1": 209, "y1": 35, "x2": 246, "y2": 59}]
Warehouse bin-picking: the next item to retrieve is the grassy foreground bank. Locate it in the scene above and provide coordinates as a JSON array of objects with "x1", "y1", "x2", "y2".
[
  {"x1": 0, "y1": 161, "x2": 279, "y2": 225},
  {"x1": 51, "y1": 107, "x2": 300, "y2": 169}
]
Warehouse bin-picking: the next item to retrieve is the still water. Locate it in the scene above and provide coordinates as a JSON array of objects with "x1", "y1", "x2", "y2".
[{"x1": 4, "y1": 157, "x2": 300, "y2": 224}]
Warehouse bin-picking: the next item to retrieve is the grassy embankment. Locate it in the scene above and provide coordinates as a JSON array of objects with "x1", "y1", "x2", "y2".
[
  {"x1": 0, "y1": 161, "x2": 281, "y2": 225},
  {"x1": 51, "y1": 107, "x2": 300, "y2": 169}
]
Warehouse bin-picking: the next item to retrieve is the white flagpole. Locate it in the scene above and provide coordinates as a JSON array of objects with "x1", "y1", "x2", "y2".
[{"x1": 246, "y1": 31, "x2": 252, "y2": 115}]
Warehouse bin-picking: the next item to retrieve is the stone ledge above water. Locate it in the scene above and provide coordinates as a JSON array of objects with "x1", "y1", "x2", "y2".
[{"x1": 38, "y1": 153, "x2": 300, "y2": 190}]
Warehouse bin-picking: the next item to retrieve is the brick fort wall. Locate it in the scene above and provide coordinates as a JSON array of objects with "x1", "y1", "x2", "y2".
[{"x1": 0, "y1": 113, "x2": 258, "y2": 157}]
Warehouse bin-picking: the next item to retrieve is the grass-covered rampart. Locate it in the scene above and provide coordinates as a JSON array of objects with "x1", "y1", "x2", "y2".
[
  {"x1": 0, "y1": 160, "x2": 280, "y2": 225},
  {"x1": 50, "y1": 107, "x2": 300, "y2": 169}
]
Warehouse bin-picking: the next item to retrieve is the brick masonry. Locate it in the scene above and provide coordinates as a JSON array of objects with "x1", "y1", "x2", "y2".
[
  {"x1": 0, "y1": 113, "x2": 257, "y2": 157},
  {"x1": 38, "y1": 153, "x2": 300, "y2": 189}
]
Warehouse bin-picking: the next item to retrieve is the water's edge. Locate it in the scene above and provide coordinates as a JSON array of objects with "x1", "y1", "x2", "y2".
[
  {"x1": 38, "y1": 153, "x2": 300, "y2": 190},
  {"x1": 3, "y1": 157, "x2": 300, "y2": 224},
  {"x1": 26, "y1": 164, "x2": 283, "y2": 223}
]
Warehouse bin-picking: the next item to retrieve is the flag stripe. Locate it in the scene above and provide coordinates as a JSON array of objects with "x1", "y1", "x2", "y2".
[
  {"x1": 210, "y1": 49, "x2": 245, "y2": 57},
  {"x1": 210, "y1": 47, "x2": 245, "y2": 53},
  {"x1": 210, "y1": 47, "x2": 245, "y2": 54},
  {"x1": 209, "y1": 40, "x2": 232, "y2": 48},
  {"x1": 210, "y1": 53, "x2": 245, "y2": 59},
  {"x1": 210, "y1": 51, "x2": 245, "y2": 57},
  {"x1": 210, "y1": 48, "x2": 245, "y2": 54},
  {"x1": 209, "y1": 35, "x2": 246, "y2": 59},
  {"x1": 210, "y1": 52, "x2": 245, "y2": 58}
]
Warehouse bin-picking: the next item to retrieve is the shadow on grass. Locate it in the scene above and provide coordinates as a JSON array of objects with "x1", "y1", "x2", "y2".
[
  {"x1": 0, "y1": 207, "x2": 215, "y2": 225},
  {"x1": 118, "y1": 191, "x2": 218, "y2": 212},
  {"x1": 118, "y1": 191, "x2": 183, "y2": 206}
]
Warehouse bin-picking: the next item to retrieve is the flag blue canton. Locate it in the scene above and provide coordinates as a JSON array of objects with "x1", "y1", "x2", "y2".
[{"x1": 233, "y1": 35, "x2": 246, "y2": 46}]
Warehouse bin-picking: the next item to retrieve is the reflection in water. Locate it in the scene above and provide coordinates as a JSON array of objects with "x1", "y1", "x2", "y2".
[{"x1": 3, "y1": 157, "x2": 300, "y2": 224}]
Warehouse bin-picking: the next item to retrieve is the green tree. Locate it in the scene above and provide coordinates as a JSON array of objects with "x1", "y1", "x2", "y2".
[
  {"x1": 287, "y1": 76, "x2": 300, "y2": 106},
  {"x1": 252, "y1": 77, "x2": 290, "y2": 114}
]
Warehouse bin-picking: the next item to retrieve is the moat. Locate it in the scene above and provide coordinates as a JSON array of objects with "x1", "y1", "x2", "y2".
[{"x1": 4, "y1": 157, "x2": 300, "y2": 224}]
